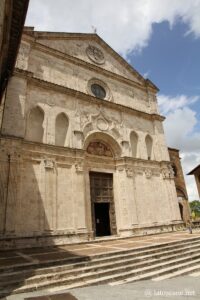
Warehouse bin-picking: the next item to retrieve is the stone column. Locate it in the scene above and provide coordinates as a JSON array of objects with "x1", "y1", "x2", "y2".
[{"x1": 73, "y1": 162, "x2": 87, "y2": 234}]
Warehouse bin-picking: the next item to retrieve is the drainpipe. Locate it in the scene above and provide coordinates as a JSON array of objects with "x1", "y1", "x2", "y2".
[
  {"x1": 3, "y1": 153, "x2": 11, "y2": 235},
  {"x1": 0, "y1": 78, "x2": 8, "y2": 135}
]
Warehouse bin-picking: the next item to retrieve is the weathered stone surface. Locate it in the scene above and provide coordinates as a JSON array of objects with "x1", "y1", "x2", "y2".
[{"x1": 0, "y1": 29, "x2": 182, "y2": 247}]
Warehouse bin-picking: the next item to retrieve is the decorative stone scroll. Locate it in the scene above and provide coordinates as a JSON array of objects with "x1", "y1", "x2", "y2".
[{"x1": 87, "y1": 141, "x2": 113, "y2": 157}]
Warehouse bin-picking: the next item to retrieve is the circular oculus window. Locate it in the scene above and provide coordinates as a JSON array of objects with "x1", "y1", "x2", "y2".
[{"x1": 91, "y1": 84, "x2": 106, "y2": 99}]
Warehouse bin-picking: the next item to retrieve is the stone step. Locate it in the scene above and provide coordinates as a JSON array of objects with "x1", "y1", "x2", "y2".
[
  {"x1": 1, "y1": 235, "x2": 200, "y2": 275},
  {"x1": 1, "y1": 237, "x2": 200, "y2": 285},
  {"x1": 18, "y1": 248, "x2": 200, "y2": 286},
  {"x1": 109, "y1": 257, "x2": 200, "y2": 285},
  {"x1": 7, "y1": 255, "x2": 200, "y2": 295},
  {"x1": 1, "y1": 235, "x2": 200, "y2": 297},
  {"x1": 189, "y1": 270, "x2": 200, "y2": 277},
  {"x1": 152, "y1": 265, "x2": 200, "y2": 281},
  {"x1": 1, "y1": 242, "x2": 200, "y2": 286},
  {"x1": 2, "y1": 249, "x2": 200, "y2": 295}
]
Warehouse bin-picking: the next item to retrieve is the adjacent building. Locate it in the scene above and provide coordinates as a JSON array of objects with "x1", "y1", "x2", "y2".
[
  {"x1": 188, "y1": 165, "x2": 200, "y2": 199},
  {"x1": 168, "y1": 148, "x2": 191, "y2": 222},
  {"x1": 0, "y1": 0, "x2": 29, "y2": 124}
]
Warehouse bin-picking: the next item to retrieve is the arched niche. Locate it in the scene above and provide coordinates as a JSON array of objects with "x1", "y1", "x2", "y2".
[
  {"x1": 55, "y1": 113, "x2": 69, "y2": 147},
  {"x1": 145, "y1": 134, "x2": 153, "y2": 160},
  {"x1": 176, "y1": 187, "x2": 187, "y2": 200},
  {"x1": 130, "y1": 131, "x2": 138, "y2": 158},
  {"x1": 84, "y1": 132, "x2": 121, "y2": 158},
  {"x1": 26, "y1": 106, "x2": 44, "y2": 143}
]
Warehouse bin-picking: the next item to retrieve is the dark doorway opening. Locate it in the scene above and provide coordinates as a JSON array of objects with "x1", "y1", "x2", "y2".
[
  {"x1": 179, "y1": 203, "x2": 184, "y2": 220},
  {"x1": 94, "y1": 202, "x2": 111, "y2": 237},
  {"x1": 90, "y1": 172, "x2": 115, "y2": 237}
]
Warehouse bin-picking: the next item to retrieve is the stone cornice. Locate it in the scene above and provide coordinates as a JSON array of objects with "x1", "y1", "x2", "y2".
[
  {"x1": 0, "y1": 136, "x2": 171, "y2": 168},
  {"x1": 14, "y1": 68, "x2": 165, "y2": 122},
  {"x1": 115, "y1": 157, "x2": 171, "y2": 168},
  {"x1": 22, "y1": 33, "x2": 157, "y2": 94}
]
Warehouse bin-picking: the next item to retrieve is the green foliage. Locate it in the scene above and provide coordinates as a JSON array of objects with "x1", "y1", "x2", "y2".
[{"x1": 190, "y1": 200, "x2": 200, "y2": 219}]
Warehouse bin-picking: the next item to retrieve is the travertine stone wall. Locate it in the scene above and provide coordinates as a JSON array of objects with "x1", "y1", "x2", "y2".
[
  {"x1": 2, "y1": 77, "x2": 169, "y2": 162},
  {"x1": 16, "y1": 35, "x2": 159, "y2": 115},
  {"x1": 0, "y1": 29, "x2": 182, "y2": 247}
]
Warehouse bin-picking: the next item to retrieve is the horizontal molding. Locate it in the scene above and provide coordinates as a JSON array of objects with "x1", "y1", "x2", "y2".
[
  {"x1": 22, "y1": 31, "x2": 158, "y2": 93},
  {"x1": 14, "y1": 68, "x2": 165, "y2": 122}
]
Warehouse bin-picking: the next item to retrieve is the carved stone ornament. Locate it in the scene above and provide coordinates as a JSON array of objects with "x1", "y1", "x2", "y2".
[
  {"x1": 135, "y1": 167, "x2": 144, "y2": 175},
  {"x1": 87, "y1": 141, "x2": 113, "y2": 157},
  {"x1": 75, "y1": 162, "x2": 84, "y2": 173},
  {"x1": 86, "y1": 45, "x2": 105, "y2": 64},
  {"x1": 117, "y1": 165, "x2": 125, "y2": 172},
  {"x1": 16, "y1": 43, "x2": 29, "y2": 70},
  {"x1": 44, "y1": 159, "x2": 54, "y2": 169},
  {"x1": 168, "y1": 165, "x2": 175, "y2": 179},
  {"x1": 145, "y1": 169, "x2": 152, "y2": 179},
  {"x1": 126, "y1": 168, "x2": 134, "y2": 177},
  {"x1": 97, "y1": 118, "x2": 108, "y2": 131},
  {"x1": 162, "y1": 168, "x2": 171, "y2": 179}
]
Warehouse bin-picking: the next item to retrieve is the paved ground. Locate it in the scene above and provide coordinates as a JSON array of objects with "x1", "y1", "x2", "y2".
[
  {"x1": 1, "y1": 230, "x2": 200, "y2": 300},
  {"x1": 5, "y1": 275, "x2": 200, "y2": 300}
]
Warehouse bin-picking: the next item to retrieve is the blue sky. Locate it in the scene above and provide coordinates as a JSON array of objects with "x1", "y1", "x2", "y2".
[
  {"x1": 129, "y1": 20, "x2": 200, "y2": 200},
  {"x1": 26, "y1": 0, "x2": 200, "y2": 200},
  {"x1": 131, "y1": 21, "x2": 200, "y2": 100}
]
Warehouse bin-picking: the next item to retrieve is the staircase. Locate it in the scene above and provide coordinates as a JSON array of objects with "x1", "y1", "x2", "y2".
[{"x1": 1, "y1": 235, "x2": 200, "y2": 297}]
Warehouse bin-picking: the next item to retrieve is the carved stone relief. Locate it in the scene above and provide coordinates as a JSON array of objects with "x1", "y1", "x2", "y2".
[
  {"x1": 44, "y1": 159, "x2": 54, "y2": 169},
  {"x1": 96, "y1": 118, "x2": 108, "y2": 131},
  {"x1": 162, "y1": 167, "x2": 172, "y2": 179},
  {"x1": 16, "y1": 43, "x2": 30, "y2": 70},
  {"x1": 86, "y1": 45, "x2": 105, "y2": 65},
  {"x1": 145, "y1": 168, "x2": 152, "y2": 179},
  {"x1": 91, "y1": 108, "x2": 112, "y2": 131},
  {"x1": 87, "y1": 141, "x2": 113, "y2": 157},
  {"x1": 75, "y1": 161, "x2": 84, "y2": 173},
  {"x1": 126, "y1": 168, "x2": 134, "y2": 177}
]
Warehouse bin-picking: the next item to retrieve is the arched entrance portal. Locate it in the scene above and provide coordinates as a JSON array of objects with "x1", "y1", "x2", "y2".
[{"x1": 84, "y1": 132, "x2": 121, "y2": 237}]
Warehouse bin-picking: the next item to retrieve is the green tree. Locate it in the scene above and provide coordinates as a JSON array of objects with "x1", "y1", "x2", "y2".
[{"x1": 190, "y1": 200, "x2": 200, "y2": 219}]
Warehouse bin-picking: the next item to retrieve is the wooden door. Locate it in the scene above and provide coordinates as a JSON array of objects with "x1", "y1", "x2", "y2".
[{"x1": 90, "y1": 172, "x2": 116, "y2": 236}]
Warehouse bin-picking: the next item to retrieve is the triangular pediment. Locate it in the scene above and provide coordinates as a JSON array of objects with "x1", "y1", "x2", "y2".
[{"x1": 25, "y1": 30, "x2": 151, "y2": 86}]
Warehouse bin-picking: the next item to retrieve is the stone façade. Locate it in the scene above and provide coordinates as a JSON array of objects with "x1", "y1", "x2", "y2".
[{"x1": 0, "y1": 27, "x2": 183, "y2": 249}]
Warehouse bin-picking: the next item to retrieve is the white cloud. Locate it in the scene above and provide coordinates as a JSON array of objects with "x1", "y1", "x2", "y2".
[
  {"x1": 25, "y1": 0, "x2": 200, "y2": 56},
  {"x1": 158, "y1": 95, "x2": 199, "y2": 115},
  {"x1": 143, "y1": 71, "x2": 150, "y2": 79},
  {"x1": 25, "y1": 1, "x2": 200, "y2": 199},
  {"x1": 158, "y1": 94, "x2": 200, "y2": 200}
]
